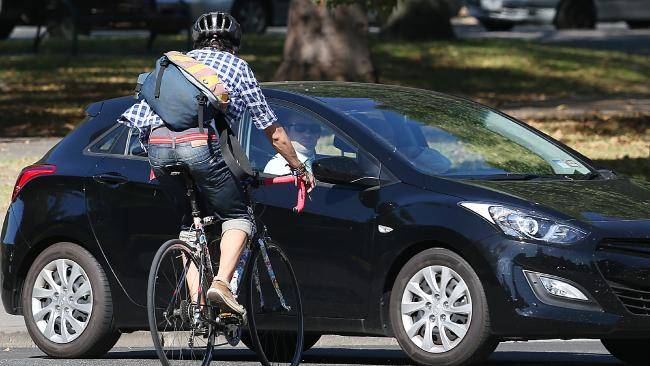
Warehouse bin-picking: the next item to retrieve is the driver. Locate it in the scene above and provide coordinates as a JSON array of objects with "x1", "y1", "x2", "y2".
[{"x1": 264, "y1": 116, "x2": 321, "y2": 175}]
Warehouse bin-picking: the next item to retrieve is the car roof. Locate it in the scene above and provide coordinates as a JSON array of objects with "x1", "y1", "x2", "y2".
[{"x1": 261, "y1": 81, "x2": 474, "y2": 107}]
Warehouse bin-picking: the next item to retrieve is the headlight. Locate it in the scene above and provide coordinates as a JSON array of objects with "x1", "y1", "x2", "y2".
[{"x1": 460, "y1": 202, "x2": 588, "y2": 244}]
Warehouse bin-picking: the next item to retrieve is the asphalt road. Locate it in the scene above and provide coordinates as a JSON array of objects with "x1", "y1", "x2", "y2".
[{"x1": 0, "y1": 339, "x2": 624, "y2": 366}]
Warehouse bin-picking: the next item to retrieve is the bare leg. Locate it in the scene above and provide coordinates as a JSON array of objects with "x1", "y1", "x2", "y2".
[
  {"x1": 215, "y1": 229, "x2": 247, "y2": 283},
  {"x1": 184, "y1": 257, "x2": 201, "y2": 304}
]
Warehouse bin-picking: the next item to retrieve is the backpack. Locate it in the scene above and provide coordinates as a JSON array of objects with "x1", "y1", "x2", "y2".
[
  {"x1": 136, "y1": 51, "x2": 229, "y2": 133},
  {"x1": 135, "y1": 51, "x2": 254, "y2": 180}
]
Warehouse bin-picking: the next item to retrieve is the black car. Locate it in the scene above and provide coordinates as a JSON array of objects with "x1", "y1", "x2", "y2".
[{"x1": 2, "y1": 82, "x2": 650, "y2": 365}]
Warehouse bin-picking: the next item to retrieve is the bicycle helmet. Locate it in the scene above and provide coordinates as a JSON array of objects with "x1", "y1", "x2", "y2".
[{"x1": 192, "y1": 12, "x2": 242, "y2": 47}]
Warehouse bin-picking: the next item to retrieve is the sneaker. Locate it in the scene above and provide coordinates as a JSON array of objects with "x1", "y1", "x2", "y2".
[{"x1": 207, "y1": 279, "x2": 246, "y2": 315}]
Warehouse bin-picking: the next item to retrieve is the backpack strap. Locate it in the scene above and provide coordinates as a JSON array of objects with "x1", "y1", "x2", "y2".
[
  {"x1": 216, "y1": 119, "x2": 254, "y2": 181},
  {"x1": 154, "y1": 57, "x2": 170, "y2": 98}
]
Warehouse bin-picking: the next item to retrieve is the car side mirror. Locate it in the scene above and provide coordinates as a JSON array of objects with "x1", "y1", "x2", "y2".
[{"x1": 313, "y1": 156, "x2": 380, "y2": 187}]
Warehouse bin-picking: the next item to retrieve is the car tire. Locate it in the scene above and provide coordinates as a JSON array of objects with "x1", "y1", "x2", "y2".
[
  {"x1": 22, "y1": 242, "x2": 120, "y2": 358},
  {"x1": 233, "y1": 0, "x2": 268, "y2": 34},
  {"x1": 601, "y1": 338, "x2": 649, "y2": 365},
  {"x1": 479, "y1": 19, "x2": 515, "y2": 32},
  {"x1": 389, "y1": 248, "x2": 496, "y2": 366},
  {"x1": 0, "y1": 22, "x2": 15, "y2": 40},
  {"x1": 554, "y1": 0, "x2": 596, "y2": 29}
]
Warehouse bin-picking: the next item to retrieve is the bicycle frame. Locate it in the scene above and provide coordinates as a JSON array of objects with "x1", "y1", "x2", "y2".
[{"x1": 181, "y1": 174, "x2": 306, "y2": 316}]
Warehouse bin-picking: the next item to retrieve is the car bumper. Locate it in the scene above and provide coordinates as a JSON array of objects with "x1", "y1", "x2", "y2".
[
  {"x1": 479, "y1": 233, "x2": 650, "y2": 339},
  {"x1": 467, "y1": 5, "x2": 556, "y2": 24},
  {"x1": 1, "y1": 205, "x2": 28, "y2": 315}
]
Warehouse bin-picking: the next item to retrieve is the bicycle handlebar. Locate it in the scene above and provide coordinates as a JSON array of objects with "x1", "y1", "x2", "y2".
[{"x1": 259, "y1": 175, "x2": 307, "y2": 213}]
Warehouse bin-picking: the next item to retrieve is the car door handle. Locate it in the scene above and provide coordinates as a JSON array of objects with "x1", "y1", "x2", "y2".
[{"x1": 93, "y1": 173, "x2": 128, "y2": 186}]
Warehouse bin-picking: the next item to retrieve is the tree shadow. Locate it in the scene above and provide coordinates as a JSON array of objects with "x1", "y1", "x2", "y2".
[{"x1": 32, "y1": 347, "x2": 623, "y2": 365}]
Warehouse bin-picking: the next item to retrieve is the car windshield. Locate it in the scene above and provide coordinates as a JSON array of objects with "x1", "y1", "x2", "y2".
[{"x1": 319, "y1": 90, "x2": 592, "y2": 179}]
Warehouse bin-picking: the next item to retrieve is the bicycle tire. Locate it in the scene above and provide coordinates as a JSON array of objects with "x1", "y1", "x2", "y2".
[
  {"x1": 245, "y1": 241, "x2": 304, "y2": 366},
  {"x1": 148, "y1": 239, "x2": 215, "y2": 366}
]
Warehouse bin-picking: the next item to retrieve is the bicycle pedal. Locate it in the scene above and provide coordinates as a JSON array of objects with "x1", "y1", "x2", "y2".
[{"x1": 218, "y1": 312, "x2": 244, "y2": 325}]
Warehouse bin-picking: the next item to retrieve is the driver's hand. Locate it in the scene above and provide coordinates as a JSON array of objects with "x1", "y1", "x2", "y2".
[{"x1": 299, "y1": 171, "x2": 315, "y2": 193}]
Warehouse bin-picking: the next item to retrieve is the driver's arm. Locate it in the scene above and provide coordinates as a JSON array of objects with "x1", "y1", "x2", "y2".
[{"x1": 263, "y1": 123, "x2": 301, "y2": 170}]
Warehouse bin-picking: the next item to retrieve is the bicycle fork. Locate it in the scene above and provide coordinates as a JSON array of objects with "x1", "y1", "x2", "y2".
[{"x1": 232, "y1": 238, "x2": 291, "y2": 312}]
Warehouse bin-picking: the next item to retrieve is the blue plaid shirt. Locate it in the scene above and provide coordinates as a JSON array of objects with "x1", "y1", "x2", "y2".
[{"x1": 117, "y1": 48, "x2": 277, "y2": 145}]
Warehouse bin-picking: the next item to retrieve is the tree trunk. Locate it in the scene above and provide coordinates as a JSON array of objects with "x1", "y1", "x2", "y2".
[
  {"x1": 274, "y1": 0, "x2": 376, "y2": 82},
  {"x1": 383, "y1": 0, "x2": 455, "y2": 40}
]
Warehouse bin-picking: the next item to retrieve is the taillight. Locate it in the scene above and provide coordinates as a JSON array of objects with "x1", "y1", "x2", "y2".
[{"x1": 12, "y1": 164, "x2": 57, "y2": 202}]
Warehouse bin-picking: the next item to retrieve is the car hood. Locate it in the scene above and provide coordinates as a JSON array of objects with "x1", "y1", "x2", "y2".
[{"x1": 461, "y1": 178, "x2": 650, "y2": 222}]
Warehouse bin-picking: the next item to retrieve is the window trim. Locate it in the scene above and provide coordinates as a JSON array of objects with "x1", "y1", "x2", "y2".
[{"x1": 84, "y1": 124, "x2": 148, "y2": 161}]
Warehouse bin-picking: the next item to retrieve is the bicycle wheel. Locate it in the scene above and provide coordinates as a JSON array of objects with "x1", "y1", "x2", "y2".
[
  {"x1": 148, "y1": 239, "x2": 215, "y2": 366},
  {"x1": 245, "y1": 241, "x2": 304, "y2": 366}
]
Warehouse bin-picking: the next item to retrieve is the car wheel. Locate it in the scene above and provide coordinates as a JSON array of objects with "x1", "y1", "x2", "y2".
[
  {"x1": 601, "y1": 338, "x2": 649, "y2": 365},
  {"x1": 233, "y1": 0, "x2": 268, "y2": 34},
  {"x1": 479, "y1": 19, "x2": 515, "y2": 32},
  {"x1": 22, "y1": 242, "x2": 120, "y2": 358},
  {"x1": 389, "y1": 248, "x2": 496, "y2": 366},
  {"x1": 554, "y1": 0, "x2": 596, "y2": 29},
  {"x1": 0, "y1": 22, "x2": 15, "y2": 40}
]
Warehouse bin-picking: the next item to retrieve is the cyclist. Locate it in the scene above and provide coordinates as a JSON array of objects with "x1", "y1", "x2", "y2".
[{"x1": 117, "y1": 12, "x2": 314, "y2": 315}]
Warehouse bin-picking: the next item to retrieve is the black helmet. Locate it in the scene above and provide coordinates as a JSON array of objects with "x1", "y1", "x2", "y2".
[{"x1": 192, "y1": 12, "x2": 242, "y2": 47}]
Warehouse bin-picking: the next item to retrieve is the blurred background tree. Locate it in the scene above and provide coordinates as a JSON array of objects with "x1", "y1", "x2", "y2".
[{"x1": 275, "y1": 0, "x2": 454, "y2": 81}]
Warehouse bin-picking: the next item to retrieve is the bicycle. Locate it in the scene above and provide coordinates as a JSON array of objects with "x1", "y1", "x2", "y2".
[{"x1": 147, "y1": 163, "x2": 307, "y2": 366}]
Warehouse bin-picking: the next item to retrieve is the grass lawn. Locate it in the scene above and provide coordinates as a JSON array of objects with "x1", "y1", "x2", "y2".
[{"x1": 0, "y1": 33, "x2": 647, "y2": 180}]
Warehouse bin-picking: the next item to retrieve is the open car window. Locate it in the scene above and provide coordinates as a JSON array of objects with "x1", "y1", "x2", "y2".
[{"x1": 242, "y1": 103, "x2": 380, "y2": 180}]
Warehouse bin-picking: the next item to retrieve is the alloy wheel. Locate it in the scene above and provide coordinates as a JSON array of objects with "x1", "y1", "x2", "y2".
[
  {"x1": 400, "y1": 265, "x2": 472, "y2": 353},
  {"x1": 31, "y1": 259, "x2": 93, "y2": 343}
]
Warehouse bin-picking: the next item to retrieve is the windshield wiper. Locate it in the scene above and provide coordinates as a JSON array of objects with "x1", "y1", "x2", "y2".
[{"x1": 473, "y1": 173, "x2": 544, "y2": 181}]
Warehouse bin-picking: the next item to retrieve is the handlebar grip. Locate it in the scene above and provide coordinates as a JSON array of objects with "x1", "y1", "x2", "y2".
[{"x1": 293, "y1": 179, "x2": 306, "y2": 214}]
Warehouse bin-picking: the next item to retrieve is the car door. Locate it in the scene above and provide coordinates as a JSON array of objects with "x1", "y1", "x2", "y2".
[
  {"x1": 85, "y1": 125, "x2": 185, "y2": 307},
  {"x1": 241, "y1": 102, "x2": 380, "y2": 319}
]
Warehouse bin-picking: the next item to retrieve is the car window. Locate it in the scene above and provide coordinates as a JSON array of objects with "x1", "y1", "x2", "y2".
[
  {"x1": 127, "y1": 128, "x2": 147, "y2": 157},
  {"x1": 89, "y1": 125, "x2": 129, "y2": 155},
  {"x1": 324, "y1": 96, "x2": 591, "y2": 177},
  {"x1": 244, "y1": 104, "x2": 379, "y2": 179}
]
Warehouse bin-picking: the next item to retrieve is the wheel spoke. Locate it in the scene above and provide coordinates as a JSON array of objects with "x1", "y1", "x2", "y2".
[
  {"x1": 448, "y1": 281, "x2": 468, "y2": 304},
  {"x1": 422, "y1": 267, "x2": 438, "y2": 294},
  {"x1": 64, "y1": 313, "x2": 85, "y2": 334},
  {"x1": 73, "y1": 281, "x2": 91, "y2": 301},
  {"x1": 33, "y1": 303, "x2": 54, "y2": 321},
  {"x1": 44, "y1": 312, "x2": 59, "y2": 339},
  {"x1": 401, "y1": 300, "x2": 427, "y2": 314},
  {"x1": 439, "y1": 267, "x2": 452, "y2": 298},
  {"x1": 439, "y1": 324, "x2": 453, "y2": 351},
  {"x1": 71, "y1": 301, "x2": 91, "y2": 314},
  {"x1": 442, "y1": 320, "x2": 468, "y2": 339},
  {"x1": 40, "y1": 270, "x2": 60, "y2": 292},
  {"x1": 68, "y1": 263, "x2": 83, "y2": 286},
  {"x1": 422, "y1": 319, "x2": 434, "y2": 351},
  {"x1": 32, "y1": 287, "x2": 55, "y2": 299},
  {"x1": 55, "y1": 259, "x2": 69, "y2": 288},
  {"x1": 406, "y1": 316, "x2": 427, "y2": 338},
  {"x1": 406, "y1": 281, "x2": 429, "y2": 300},
  {"x1": 450, "y1": 303, "x2": 472, "y2": 314}
]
